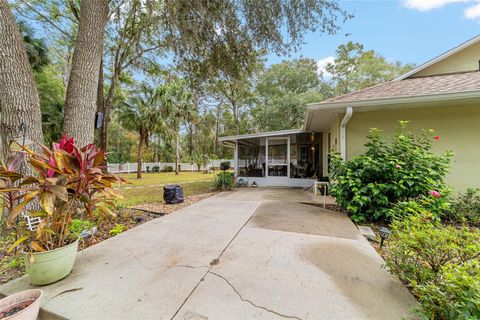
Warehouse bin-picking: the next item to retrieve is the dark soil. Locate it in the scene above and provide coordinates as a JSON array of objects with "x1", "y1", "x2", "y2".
[
  {"x1": 0, "y1": 300, "x2": 34, "y2": 319},
  {"x1": 78, "y1": 208, "x2": 158, "y2": 250}
]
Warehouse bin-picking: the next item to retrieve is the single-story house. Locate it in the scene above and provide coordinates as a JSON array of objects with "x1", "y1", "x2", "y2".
[{"x1": 219, "y1": 36, "x2": 480, "y2": 191}]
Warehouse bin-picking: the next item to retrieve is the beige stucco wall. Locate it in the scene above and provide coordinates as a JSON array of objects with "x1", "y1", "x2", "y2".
[
  {"x1": 345, "y1": 104, "x2": 480, "y2": 192},
  {"x1": 322, "y1": 115, "x2": 342, "y2": 176},
  {"x1": 413, "y1": 41, "x2": 480, "y2": 77}
]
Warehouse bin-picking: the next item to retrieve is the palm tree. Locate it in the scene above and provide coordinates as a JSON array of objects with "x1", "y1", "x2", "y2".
[
  {"x1": 163, "y1": 79, "x2": 196, "y2": 175},
  {"x1": 117, "y1": 84, "x2": 171, "y2": 179}
]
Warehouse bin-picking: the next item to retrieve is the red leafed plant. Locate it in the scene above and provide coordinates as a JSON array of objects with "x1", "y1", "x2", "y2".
[{"x1": 0, "y1": 135, "x2": 125, "y2": 253}]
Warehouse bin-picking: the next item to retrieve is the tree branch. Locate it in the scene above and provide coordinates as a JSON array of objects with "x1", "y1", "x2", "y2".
[{"x1": 17, "y1": 0, "x2": 73, "y2": 39}]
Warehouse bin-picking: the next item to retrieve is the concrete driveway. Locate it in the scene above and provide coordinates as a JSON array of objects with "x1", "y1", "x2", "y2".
[{"x1": 1, "y1": 188, "x2": 417, "y2": 320}]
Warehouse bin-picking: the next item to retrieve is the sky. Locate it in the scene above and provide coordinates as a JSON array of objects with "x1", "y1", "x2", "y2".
[{"x1": 266, "y1": 0, "x2": 480, "y2": 75}]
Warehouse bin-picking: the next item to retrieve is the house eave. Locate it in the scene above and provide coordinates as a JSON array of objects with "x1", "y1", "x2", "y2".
[
  {"x1": 303, "y1": 90, "x2": 480, "y2": 131},
  {"x1": 307, "y1": 89, "x2": 480, "y2": 111},
  {"x1": 218, "y1": 128, "x2": 303, "y2": 142}
]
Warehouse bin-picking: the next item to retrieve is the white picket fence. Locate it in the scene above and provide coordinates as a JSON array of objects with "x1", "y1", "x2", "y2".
[{"x1": 106, "y1": 159, "x2": 234, "y2": 174}]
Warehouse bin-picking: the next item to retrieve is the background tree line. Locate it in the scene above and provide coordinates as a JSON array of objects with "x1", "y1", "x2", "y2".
[{"x1": 0, "y1": 0, "x2": 413, "y2": 177}]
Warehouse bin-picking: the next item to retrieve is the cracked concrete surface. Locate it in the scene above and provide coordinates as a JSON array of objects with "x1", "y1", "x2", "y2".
[
  {"x1": 207, "y1": 271, "x2": 303, "y2": 320},
  {"x1": 1, "y1": 188, "x2": 417, "y2": 319}
]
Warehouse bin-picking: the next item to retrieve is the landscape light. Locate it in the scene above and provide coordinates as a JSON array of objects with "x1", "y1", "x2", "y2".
[{"x1": 379, "y1": 227, "x2": 391, "y2": 248}]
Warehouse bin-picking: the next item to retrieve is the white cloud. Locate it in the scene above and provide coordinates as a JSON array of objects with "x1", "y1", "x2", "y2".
[
  {"x1": 464, "y1": 2, "x2": 480, "y2": 18},
  {"x1": 403, "y1": 0, "x2": 469, "y2": 11},
  {"x1": 317, "y1": 56, "x2": 335, "y2": 79}
]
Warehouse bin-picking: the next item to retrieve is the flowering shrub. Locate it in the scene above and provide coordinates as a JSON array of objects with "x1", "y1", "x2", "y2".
[
  {"x1": 385, "y1": 211, "x2": 480, "y2": 319},
  {"x1": 329, "y1": 121, "x2": 452, "y2": 222},
  {"x1": 0, "y1": 135, "x2": 125, "y2": 252},
  {"x1": 388, "y1": 191, "x2": 451, "y2": 221}
]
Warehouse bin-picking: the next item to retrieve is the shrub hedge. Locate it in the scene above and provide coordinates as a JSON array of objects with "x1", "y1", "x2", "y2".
[{"x1": 329, "y1": 121, "x2": 452, "y2": 222}]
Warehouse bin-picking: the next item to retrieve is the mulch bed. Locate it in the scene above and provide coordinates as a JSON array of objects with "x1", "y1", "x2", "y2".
[
  {"x1": 78, "y1": 208, "x2": 158, "y2": 250},
  {"x1": 130, "y1": 192, "x2": 216, "y2": 214},
  {"x1": 0, "y1": 193, "x2": 215, "y2": 285}
]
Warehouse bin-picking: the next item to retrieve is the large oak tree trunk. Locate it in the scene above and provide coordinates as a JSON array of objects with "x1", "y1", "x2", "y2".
[
  {"x1": 0, "y1": 0, "x2": 44, "y2": 162},
  {"x1": 63, "y1": 0, "x2": 108, "y2": 147}
]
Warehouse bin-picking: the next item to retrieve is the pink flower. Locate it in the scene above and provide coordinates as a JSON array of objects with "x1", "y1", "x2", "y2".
[
  {"x1": 395, "y1": 164, "x2": 401, "y2": 169},
  {"x1": 434, "y1": 136, "x2": 440, "y2": 140},
  {"x1": 429, "y1": 190, "x2": 441, "y2": 198},
  {"x1": 53, "y1": 134, "x2": 75, "y2": 154}
]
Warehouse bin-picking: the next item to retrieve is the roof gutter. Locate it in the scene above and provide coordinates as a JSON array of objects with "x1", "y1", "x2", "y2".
[
  {"x1": 307, "y1": 89, "x2": 480, "y2": 112},
  {"x1": 340, "y1": 107, "x2": 353, "y2": 160}
]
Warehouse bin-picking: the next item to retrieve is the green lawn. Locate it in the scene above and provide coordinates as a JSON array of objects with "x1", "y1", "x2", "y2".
[
  {"x1": 116, "y1": 171, "x2": 216, "y2": 206},
  {"x1": 118, "y1": 171, "x2": 215, "y2": 186}
]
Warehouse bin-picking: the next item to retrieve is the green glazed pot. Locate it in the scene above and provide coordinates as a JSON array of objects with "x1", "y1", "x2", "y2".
[{"x1": 24, "y1": 238, "x2": 79, "y2": 286}]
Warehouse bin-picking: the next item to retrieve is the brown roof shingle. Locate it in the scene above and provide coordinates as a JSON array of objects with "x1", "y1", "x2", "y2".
[{"x1": 321, "y1": 71, "x2": 480, "y2": 104}]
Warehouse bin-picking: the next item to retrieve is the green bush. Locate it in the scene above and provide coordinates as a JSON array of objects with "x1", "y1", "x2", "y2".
[
  {"x1": 213, "y1": 172, "x2": 234, "y2": 190},
  {"x1": 152, "y1": 165, "x2": 160, "y2": 172},
  {"x1": 415, "y1": 261, "x2": 480, "y2": 320},
  {"x1": 329, "y1": 121, "x2": 452, "y2": 222},
  {"x1": 385, "y1": 211, "x2": 480, "y2": 319},
  {"x1": 109, "y1": 224, "x2": 127, "y2": 236},
  {"x1": 445, "y1": 188, "x2": 480, "y2": 227},
  {"x1": 163, "y1": 165, "x2": 173, "y2": 172},
  {"x1": 69, "y1": 219, "x2": 95, "y2": 236},
  {"x1": 388, "y1": 193, "x2": 451, "y2": 221}
]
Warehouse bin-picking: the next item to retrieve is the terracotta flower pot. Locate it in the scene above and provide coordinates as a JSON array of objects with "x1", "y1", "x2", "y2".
[
  {"x1": 0, "y1": 289, "x2": 42, "y2": 320},
  {"x1": 24, "y1": 238, "x2": 79, "y2": 286}
]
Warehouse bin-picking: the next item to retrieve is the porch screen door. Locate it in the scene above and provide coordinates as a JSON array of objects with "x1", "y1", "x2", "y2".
[{"x1": 266, "y1": 137, "x2": 289, "y2": 177}]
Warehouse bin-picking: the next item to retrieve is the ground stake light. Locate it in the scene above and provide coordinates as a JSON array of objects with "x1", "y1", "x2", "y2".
[{"x1": 379, "y1": 227, "x2": 391, "y2": 248}]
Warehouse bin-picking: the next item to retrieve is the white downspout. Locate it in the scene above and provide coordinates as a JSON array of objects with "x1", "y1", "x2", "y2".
[{"x1": 340, "y1": 107, "x2": 353, "y2": 160}]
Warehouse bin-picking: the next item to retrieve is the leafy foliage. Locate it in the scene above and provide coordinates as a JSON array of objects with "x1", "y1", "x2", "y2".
[
  {"x1": 69, "y1": 219, "x2": 95, "y2": 236},
  {"x1": 388, "y1": 193, "x2": 451, "y2": 221},
  {"x1": 325, "y1": 41, "x2": 415, "y2": 95},
  {"x1": 445, "y1": 188, "x2": 480, "y2": 227},
  {"x1": 252, "y1": 58, "x2": 331, "y2": 131},
  {"x1": 116, "y1": 83, "x2": 174, "y2": 178},
  {"x1": 163, "y1": 0, "x2": 351, "y2": 79},
  {"x1": 329, "y1": 122, "x2": 452, "y2": 222},
  {"x1": 385, "y1": 211, "x2": 480, "y2": 319},
  {"x1": 213, "y1": 172, "x2": 234, "y2": 190},
  {"x1": 0, "y1": 135, "x2": 125, "y2": 252},
  {"x1": 109, "y1": 224, "x2": 127, "y2": 236},
  {"x1": 37, "y1": 65, "x2": 66, "y2": 146}
]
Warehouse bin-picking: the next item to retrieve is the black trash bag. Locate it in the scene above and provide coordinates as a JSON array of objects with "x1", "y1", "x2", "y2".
[{"x1": 164, "y1": 184, "x2": 184, "y2": 204}]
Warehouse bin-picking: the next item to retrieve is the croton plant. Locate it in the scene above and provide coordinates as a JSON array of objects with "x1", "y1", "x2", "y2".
[{"x1": 0, "y1": 135, "x2": 125, "y2": 253}]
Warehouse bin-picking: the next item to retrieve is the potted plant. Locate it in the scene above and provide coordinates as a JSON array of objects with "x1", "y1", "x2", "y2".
[
  {"x1": 0, "y1": 289, "x2": 42, "y2": 320},
  {"x1": 0, "y1": 135, "x2": 124, "y2": 285}
]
